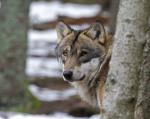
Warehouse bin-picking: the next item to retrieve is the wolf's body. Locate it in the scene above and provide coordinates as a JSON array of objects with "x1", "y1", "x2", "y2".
[{"x1": 56, "y1": 21, "x2": 113, "y2": 109}]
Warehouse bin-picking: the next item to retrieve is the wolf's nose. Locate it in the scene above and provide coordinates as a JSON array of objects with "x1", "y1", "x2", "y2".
[{"x1": 63, "y1": 70, "x2": 73, "y2": 80}]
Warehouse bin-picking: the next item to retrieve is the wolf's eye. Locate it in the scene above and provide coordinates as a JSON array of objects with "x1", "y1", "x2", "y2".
[
  {"x1": 80, "y1": 50, "x2": 88, "y2": 57},
  {"x1": 62, "y1": 50, "x2": 69, "y2": 57}
]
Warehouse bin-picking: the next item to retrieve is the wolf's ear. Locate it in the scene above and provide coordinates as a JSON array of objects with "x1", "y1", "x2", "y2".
[
  {"x1": 86, "y1": 22, "x2": 106, "y2": 44},
  {"x1": 56, "y1": 21, "x2": 72, "y2": 42}
]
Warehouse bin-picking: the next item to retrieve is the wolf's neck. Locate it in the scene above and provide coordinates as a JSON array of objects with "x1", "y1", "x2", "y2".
[
  {"x1": 71, "y1": 58, "x2": 109, "y2": 108},
  {"x1": 71, "y1": 80, "x2": 98, "y2": 107}
]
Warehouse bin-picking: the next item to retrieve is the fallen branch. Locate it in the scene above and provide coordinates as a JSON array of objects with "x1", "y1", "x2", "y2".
[{"x1": 32, "y1": 15, "x2": 109, "y2": 30}]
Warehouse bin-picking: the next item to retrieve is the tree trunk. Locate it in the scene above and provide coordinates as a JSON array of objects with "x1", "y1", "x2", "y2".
[
  {"x1": 0, "y1": 0, "x2": 29, "y2": 109},
  {"x1": 103, "y1": 0, "x2": 150, "y2": 119}
]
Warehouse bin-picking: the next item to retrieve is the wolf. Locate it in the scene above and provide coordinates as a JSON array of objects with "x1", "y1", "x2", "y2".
[{"x1": 55, "y1": 21, "x2": 113, "y2": 111}]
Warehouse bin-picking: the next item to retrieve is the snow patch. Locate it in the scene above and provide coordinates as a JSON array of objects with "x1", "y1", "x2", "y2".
[
  {"x1": 29, "y1": 1, "x2": 101, "y2": 23},
  {"x1": 28, "y1": 85, "x2": 77, "y2": 102},
  {"x1": 28, "y1": 29, "x2": 57, "y2": 42},
  {"x1": 26, "y1": 57, "x2": 61, "y2": 77},
  {"x1": 0, "y1": 112, "x2": 99, "y2": 119}
]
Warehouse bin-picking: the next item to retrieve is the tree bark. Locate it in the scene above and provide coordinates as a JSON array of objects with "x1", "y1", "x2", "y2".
[
  {"x1": 0, "y1": 0, "x2": 29, "y2": 109},
  {"x1": 103, "y1": 0, "x2": 150, "y2": 119},
  {"x1": 134, "y1": 30, "x2": 150, "y2": 119}
]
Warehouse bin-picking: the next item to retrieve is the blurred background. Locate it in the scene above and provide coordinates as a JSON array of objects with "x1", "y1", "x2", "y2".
[{"x1": 0, "y1": 0, "x2": 119, "y2": 118}]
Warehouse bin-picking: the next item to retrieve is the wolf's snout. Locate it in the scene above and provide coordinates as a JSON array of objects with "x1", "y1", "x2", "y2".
[{"x1": 63, "y1": 70, "x2": 73, "y2": 80}]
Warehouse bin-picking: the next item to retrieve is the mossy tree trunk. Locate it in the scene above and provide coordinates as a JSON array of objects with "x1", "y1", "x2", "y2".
[
  {"x1": 0, "y1": 0, "x2": 30, "y2": 109},
  {"x1": 103, "y1": 0, "x2": 150, "y2": 119}
]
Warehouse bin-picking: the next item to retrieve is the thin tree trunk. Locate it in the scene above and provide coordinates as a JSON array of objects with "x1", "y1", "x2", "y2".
[
  {"x1": 109, "y1": 0, "x2": 120, "y2": 34},
  {"x1": 0, "y1": 0, "x2": 29, "y2": 109},
  {"x1": 103, "y1": 0, "x2": 150, "y2": 119}
]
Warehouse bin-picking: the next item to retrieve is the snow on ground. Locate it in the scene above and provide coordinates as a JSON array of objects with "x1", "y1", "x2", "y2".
[
  {"x1": 0, "y1": 112, "x2": 99, "y2": 119},
  {"x1": 26, "y1": 29, "x2": 60, "y2": 77},
  {"x1": 26, "y1": 57, "x2": 62, "y2": 77},
  {"x1": 29, "y1": 1, "x2": 101, "y2": 23},
  {"x1": 28, "y1": 29, "x2": 57, "y2": 42},
  {"x1": 28, "y1": 84, "x2": 77, "y2": 101}
]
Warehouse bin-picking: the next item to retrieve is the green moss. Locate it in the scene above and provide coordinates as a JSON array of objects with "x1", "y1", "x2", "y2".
[
  {"x1": 10, "y1": 88, "x2": 41, "y2": 113},
  {"x1": 9, "y1": 79, "x2": 41, "y2": 113}
]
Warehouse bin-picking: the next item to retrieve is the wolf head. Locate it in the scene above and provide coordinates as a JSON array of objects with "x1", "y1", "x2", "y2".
[{"x1": 56, "y1": 21, "x2": 109, "y2": 83}]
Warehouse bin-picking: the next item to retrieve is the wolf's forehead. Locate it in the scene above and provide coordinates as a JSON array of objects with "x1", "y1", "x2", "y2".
[{"x1": 59, "y1": 29, "x2": 94, "y2": 49}]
